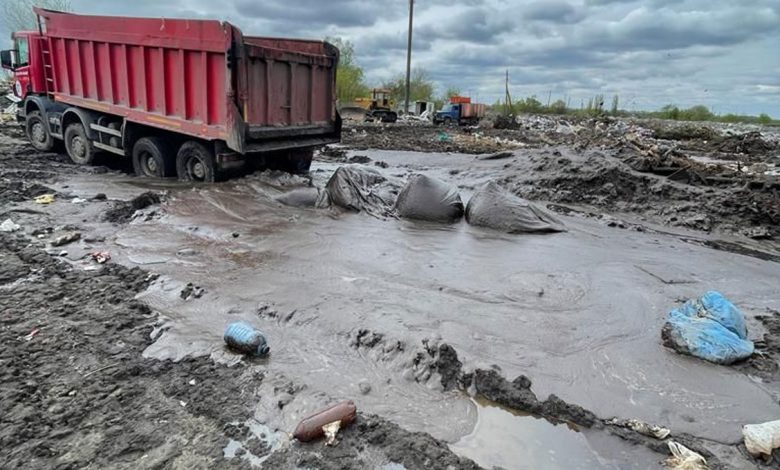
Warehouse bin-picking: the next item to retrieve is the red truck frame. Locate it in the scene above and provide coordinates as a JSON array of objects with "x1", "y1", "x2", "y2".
[{"x1": 0, "y1": 8, "x2": 341, "y2": 181}]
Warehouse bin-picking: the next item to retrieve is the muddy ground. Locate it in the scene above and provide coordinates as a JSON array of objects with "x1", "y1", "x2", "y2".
[
  {"x1": 1, "y1": 115, "x2": 779, "y2": 469},
  {"x1": 342, "y1": 117, "x2": 779, "y2": 244}
]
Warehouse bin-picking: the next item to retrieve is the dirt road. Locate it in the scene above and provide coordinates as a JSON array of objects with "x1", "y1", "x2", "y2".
[{"x1": 1, "y1": 117, "x2": 778, "y2": 469}]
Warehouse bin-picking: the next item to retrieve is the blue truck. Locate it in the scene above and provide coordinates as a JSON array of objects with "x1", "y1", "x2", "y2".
[{"x1": 433, "y1": 97, "x2": 486, "y2": 126}]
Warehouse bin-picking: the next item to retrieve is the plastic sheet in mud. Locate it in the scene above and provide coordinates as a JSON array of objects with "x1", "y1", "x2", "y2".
[
  {"x1": 465, "y1": 181, "x2": 566, "y2": 233},
  {"x1": 395, "y1": 174, "x2": 464, "y2": 223},
  {"x1": 315, "y1": 166, "x2": 397, "y2": 218}
]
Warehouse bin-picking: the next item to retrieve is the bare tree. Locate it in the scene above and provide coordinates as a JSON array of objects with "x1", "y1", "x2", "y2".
[{"x1": 1, "y1": 0, "x2": 72, "y2": 33}]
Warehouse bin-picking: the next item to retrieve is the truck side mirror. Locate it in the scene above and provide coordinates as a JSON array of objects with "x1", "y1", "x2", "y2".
[{"x1": 0, "y1": 50, "x2": 17, "y2": 70}]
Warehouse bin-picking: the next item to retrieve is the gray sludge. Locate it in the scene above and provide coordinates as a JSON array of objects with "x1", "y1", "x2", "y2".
[
  {"x1": 315, "y1": 166, "x2": 396, "y2": 217},
  {"x1": 394, "y1": 174, "x2": 464, "y2": 222},
  {"x1": 275, "y1": 187, "x2": 320, "y2": 208},
  {"x1": 465, "y1": 181, "x2": 566, "y2": 233}
]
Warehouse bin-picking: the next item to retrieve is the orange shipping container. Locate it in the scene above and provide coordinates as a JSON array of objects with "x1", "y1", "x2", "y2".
[{"x1": 450, "y1": 96, "x2": 471, "y2": 104}]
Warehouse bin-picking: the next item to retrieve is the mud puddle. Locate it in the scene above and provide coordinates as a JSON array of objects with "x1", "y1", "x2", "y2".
[
  {"x1": 47, "y1": 150, "x2": 780, "y2": 467},
  {"x1": 451, "y1": 397, "x2": 660, "y2": 469}
]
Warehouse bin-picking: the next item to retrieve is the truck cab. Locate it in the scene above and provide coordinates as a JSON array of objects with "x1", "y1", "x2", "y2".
[
  {"x1": 1, "y1": 32, "x2": 45, "y2": 104},
  {"x1": 433, "y1": 103, "x2": 461, "y2": 125}
]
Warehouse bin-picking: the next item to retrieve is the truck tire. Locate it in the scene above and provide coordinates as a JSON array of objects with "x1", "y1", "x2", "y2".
[
  {"x1": 64, "y1": 122, "x2": 96, "y2": 165},
  {"x1": 177, "y1": 141, "x2": 218, "y2": 182},
  {"x1": 443, "y1": 117, "x2": 453, "y2": 126},
  {"x1": 26, "y1": 111, "x2": 54, "y2": 152},
  {"x1": 382, "y1": 112, "x2": 398, "y2": 123},
  {"x1": 132, "y1": 137, "x2": 175, "y2": 178},
  {"x1": 288, "y1": 149, "x2": 313, "y2": 174}
]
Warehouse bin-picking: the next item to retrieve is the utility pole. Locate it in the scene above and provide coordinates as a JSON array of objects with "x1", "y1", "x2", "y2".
[
  {"x1": 404, "y1": 0, "x2": 414, "y2": 116},
  {"x1": 504, "y1": 69, "x2": 513, "y2": 115}
]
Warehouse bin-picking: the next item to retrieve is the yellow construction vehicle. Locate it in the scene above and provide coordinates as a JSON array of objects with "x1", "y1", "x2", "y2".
[{"x1": 352, "y1": 89, "x2": 398, "y2": 123}]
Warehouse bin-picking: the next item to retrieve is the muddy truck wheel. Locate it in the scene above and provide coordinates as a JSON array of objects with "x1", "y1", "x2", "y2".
[
  {"x1": 132, "y1": 137, "x2": 175, "y2": 178},
  {"x1": 64, "y1": 122, "x2": 96, "y2": 165},
  {"x1": 288, "y1": 149, "x2": 313, "y2": 174},
  {"x1": 177, "y1": 141, "x2": 218, "y2": 182},
  {"x1": 25, "y1": 111, "x2": 55, "y2": 152},
  {"x1": 381, "y1": 112, "x2": 398, "y2": 123}
]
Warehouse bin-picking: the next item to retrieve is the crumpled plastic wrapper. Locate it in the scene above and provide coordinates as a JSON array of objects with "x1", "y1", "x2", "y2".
[
  {"x1": 322, "y1": 420, "x2": 342, "y2": 446},
  {"x1": 665, "y1": 441, "x2": 708, "y2": 470}
]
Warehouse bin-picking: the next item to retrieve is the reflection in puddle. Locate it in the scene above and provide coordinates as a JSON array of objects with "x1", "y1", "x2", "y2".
[{"x1": 450, "y1": 398, "x2": 615, "y2": 470}]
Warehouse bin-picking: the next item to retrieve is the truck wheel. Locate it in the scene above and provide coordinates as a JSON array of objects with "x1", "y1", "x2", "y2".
[
  {"x1": 177, "y1": 141, "x2": 217, "y2": 182},
  {"x1": 132, "y1": 137, "x2": 175, "y2": 178},
  {"x1": 443, "y1": 117, "x2": 453, "y2": 126},
  {"x1": 382, "y1": 112, "x2": 398, "y2": 123},
  {"x1": 288, "y1": 149, "x2": 313, "y2": 174},
  {"x1": 26, "y1": 111, "x2": 54, "y2": 151},
  {"x1": 64, "y1": 122, "x2": 96, "y2": 165}
]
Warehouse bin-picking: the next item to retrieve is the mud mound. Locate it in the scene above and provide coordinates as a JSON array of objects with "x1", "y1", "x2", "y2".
[
  {"x1": 712, "y1": 131, "x2": 777, "y2": 155},
  {"x1": 104, "y1": 191, "x2": 163, "y2": 223},
  {"x1": 343, "y1": 123, "x2": 518, "y2": 154},
  {"x1": 395, "y1": 174, "x2": 464, "y2": 222},
  {"x1": 653, "y1": 125, "x2": 718, "y2": 141},
  {"x1": 466, "y1": 181, "x2": 566, "y2": 233},
  {"x1": 515, "y1": 150, "x2": 778, "y2": 236}
]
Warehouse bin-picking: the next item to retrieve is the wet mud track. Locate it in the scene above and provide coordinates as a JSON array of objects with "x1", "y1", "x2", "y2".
[{"x1": 2, "y1": 120, "x2": 780, "y2": 469}]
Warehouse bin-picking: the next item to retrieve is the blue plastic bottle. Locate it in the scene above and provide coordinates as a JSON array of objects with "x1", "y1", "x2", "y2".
[{"x1": 224, "y1": 322, "x2": 270, "y2": 356}]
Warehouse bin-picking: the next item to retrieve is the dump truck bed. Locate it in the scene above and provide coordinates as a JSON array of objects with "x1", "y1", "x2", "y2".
[{"x1": 36, "y1": 8, "x2": 339, "y2": 153}]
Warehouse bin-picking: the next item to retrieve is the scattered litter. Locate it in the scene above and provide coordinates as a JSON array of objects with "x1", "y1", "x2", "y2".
[
  {"x1": 293, "y1": 400, "x2": 357, "y2": 442},
  {"x1": 358, "y1": 380, "x2": 372, "y2": 395},
  {"x1": 661, "y1": 291, "x2": 754, "y2": 364},
  {"x1": 180, "y1": 282, "x2": 204, "y2": 300},
  {"x1": 609, "y1": 418, "x2": 671, "y2": 439},
  {"x1": 465, "y1": 181, "x2": 567, "y2": 233},
  {"x1": 58, "y1": 250, "x2": 68, "y2": 257},
  {"x1": 179, "y1": 400, "x2": 187, "y2": 408},
  {"x1": 189, "y1": 379, "x2": 197, "y2": 386},
  {"x1": 0, "y1": 219, "x2": 21, "y2": 232},
  {"x1": 394, "y1": 174, "x2": 464, "y2": 222},
  {"x1": 23, "y1": 328, "x2": 40, "y2": 342},
  {"x1": 436, "y1": 132, "x2": 452, "y2": 142},
  {"x1": 90, "y1": 251, "x2": 111, "y2": 264},
  {"x1": 71, "y1": 197, "x2": 88, "y2": 204},
  {"x1": 224, "y1": 322, "x2": 270, "y2": 356},
  {"x1": 664, "y1": 441, "x2": 708, "y2": 469},
  {"x1": 34, "y1": 194, "x2": 55, "y2": 204},
  {"x1": 51, "y1": 232, "x2": 81, "y2": 247},
  {"x1": 743, "y1": 420, "x2": 780, "y2": 458}
]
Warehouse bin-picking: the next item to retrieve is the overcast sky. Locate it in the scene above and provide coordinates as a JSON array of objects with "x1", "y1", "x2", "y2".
[{"x1": 2, "y1": 0, "x2": 779, "y2": 116}]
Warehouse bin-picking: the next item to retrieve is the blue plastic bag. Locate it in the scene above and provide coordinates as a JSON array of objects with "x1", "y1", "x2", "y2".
[{"x1": 662, "y1": 291, "x2": 754, "y2": 365}]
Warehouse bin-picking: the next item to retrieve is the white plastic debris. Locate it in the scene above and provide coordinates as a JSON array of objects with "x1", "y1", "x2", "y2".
[
  {"x1": 743, "y1": 420, "x2": 780, "y2": 457},
  {"x1": 609, "y1": 418, "x2": 671, "y2": 439},
  {"x1": 664, "y1": 441, "x2": 708, "y2": 470},
  {"x1": 322, "y1": 420, "x2": 341, "y2": 446},
  {"x1": 0, "y1": 219, "x2": 21, "y2": 232}
]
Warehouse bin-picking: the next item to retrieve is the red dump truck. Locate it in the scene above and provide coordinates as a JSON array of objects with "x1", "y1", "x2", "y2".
[{"x1": 1, "y1": 8, "x2": 341, "y2": 181}]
